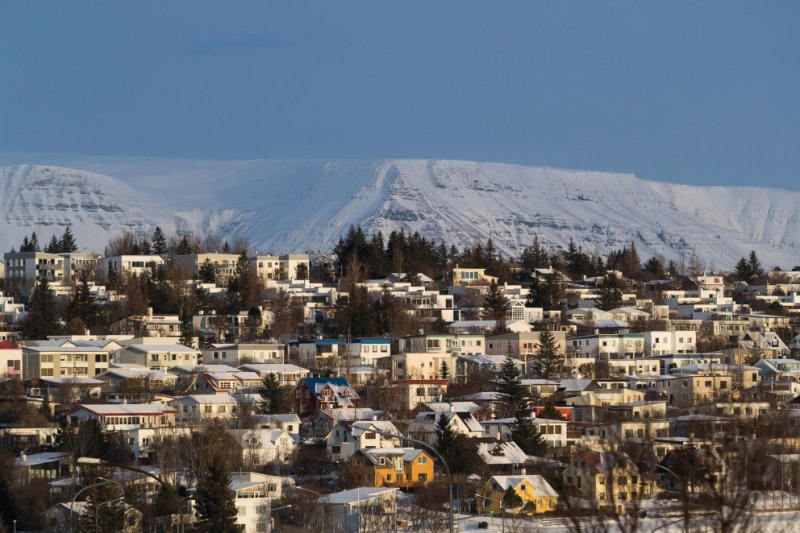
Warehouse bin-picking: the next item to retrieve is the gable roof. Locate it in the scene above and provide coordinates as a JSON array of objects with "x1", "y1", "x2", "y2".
[{"x1": 488, "y1": 475, "x2": 558, "y2": 497}]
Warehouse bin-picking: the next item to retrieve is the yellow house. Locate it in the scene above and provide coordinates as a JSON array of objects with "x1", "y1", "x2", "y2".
[
  {"x1": 478, "y1": 475, "x2": 558, "y2": 515},
  {"x1": 349, "y1": 448, "x2": 434, "y2": 489}
]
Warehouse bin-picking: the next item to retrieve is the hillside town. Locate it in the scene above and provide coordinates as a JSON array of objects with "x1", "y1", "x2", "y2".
[{"x1": 1, "y1": 226, "x2": 799, "y2": 532}]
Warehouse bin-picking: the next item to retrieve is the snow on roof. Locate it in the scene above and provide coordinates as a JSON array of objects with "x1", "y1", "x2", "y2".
[
  {"x1": 422, "y1": 401, "x2": 481, "y2": 414},
  {"x1": 24, "y1": 345, "x2": 110, "y2": 353},
  {"x1": 488, "y1": 475, "x2": 558, "y2": 497},
  {"x1": 171, "y1": 364, "x2": 237, "y2": 373},
  {"x1": 350, "y1": 420, "x2": 399, "y2": 437},
  {"x1": 457, "y1": 391, "x2": 505, "y2": 401},
  {"x1": 321, "y1": 487, "x2": 397, "y2": 505},
  {"x1": 320, "y1": 408, "x2": 384, "y2": 422},
  {"x1": 127, "y1": 344, "x2": 198, "y2": 353},
  {"x1": 110, "y1": 363, "x2": 151, "y2": 369},
  {"x1": 205, "y1": 371, "x2": 261, "y2": 381},
  {"x1": 239, "y1": 364, "x2": 309, "y2": 374},
  {"x1": 40, "y1": 377, "x2": 104, "y2": 386},
  {"x1": 174, "y1": 394, "x2": 238, "y2": 404},
  {"x1": 16, "y1": 452, "x2": 68, "y2": 466},
  {"x1": 478, "y1": 441, "x2": 529, "y2": 465},
  {"x1": 72, "y1": 403, "x2": 177, "y2": 416},
  {"x1": 99, "y1": 368, "x2": 175, "y2": 380}
]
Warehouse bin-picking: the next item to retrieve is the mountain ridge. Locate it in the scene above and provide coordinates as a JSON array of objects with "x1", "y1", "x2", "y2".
[{"x1": 0, "y1": 157, "x2": 798, "y2": 269}]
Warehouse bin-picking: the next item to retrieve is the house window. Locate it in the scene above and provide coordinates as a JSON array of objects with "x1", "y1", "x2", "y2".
[
  {"x1": 418, "y1": 473, "x2": 427, "y2": 482},
  {"x1": 418, "y1": 456, "x2": 427, "y2": 464}
]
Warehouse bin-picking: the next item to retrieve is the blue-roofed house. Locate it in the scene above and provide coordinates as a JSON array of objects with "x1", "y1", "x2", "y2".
[{"x1": 293, "y1": 377, "x2": 359, "y2": 416}]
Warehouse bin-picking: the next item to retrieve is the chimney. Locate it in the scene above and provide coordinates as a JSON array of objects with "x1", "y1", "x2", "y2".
[{"x1": 147, "y1": 307, "x2": 153, "y2": 317}]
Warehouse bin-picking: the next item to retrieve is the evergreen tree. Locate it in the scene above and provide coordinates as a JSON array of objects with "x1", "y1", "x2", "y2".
[
  {"x1": 179, "y1": 311, "x2": 194, "y2": 348},
  {"x1": 643, "y1": 256, "x2": 666, "y2": 279},
  {"x1": 435, "y1": 413, "x2": 480, "y2": 475},
  {"x1": 502, "y1": 486, "x2": 523, "y2": 512},
  {"x1": 510, "y1": 411, "x2": 546, "y2": 456},
  {"x1": 294, "y1": 262, "x2": 309, "y2": 281},
  {"x1": 66, "y1": 274, "x2": 100, "y2": 332},
  {"x1": 20, "y1": 277, "x2": 62, "y2": 339},
  {"x1": 539, "y1": 403, "x2": 565, "y2": 420},
  {"x1": 526, "y1": 272, "x2": 562, "y2": 310},
  {"x1": 260, "y1": 373, "x2": 288, "y2": 414},
  {"x1": 193, "y1": 453, "x2": 238, "y2": 532},
  {"x1": 20, "y1": 235, "x2": 32, "y2": 252},
  {"x1": 439, "y1": 361, "x2": 451, "y2": 381},
  {"x1": 334, "y1": 286, "x2": 377, "y2": 338},
  {"x1": 176, "y1": 235, "x2": 193, "y2": 255},
  {"x1": 520, "y1": 234, "x2": 550, "y2": 270},
  {"x1": 151, "y1": 226, "x2": 167, "y2": 255},
  {"x1": 482, "y1": 279, "x2": 509, "y2": 332},
  {"x1": 60, "y1": 225, "x2": 78, "y2": 252},
  {"x1": 496, "y1": 356, "x2": 524, "y2": 416},
  {"x1": 198, "y1": 259, "x2": 216, "y2": 283},
  {"x1": 598, "y1": 273, "x2": 623, "y2": 311},
  {"x1": 748, "y1": 250, "x2": 763, "y2": 281},
  {"x1": 45, "y1": 234, "x2": 62, "y2": 253},
  {"x1": 537, "y1": 329, "x2": 564, "y2": 380},
  {"x1": 30, "y1": 232, "x2": 40, "y2": 252}
]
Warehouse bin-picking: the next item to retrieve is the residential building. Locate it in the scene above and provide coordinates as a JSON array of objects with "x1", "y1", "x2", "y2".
[
  {"x1": 102, "y1": 255, "x2": 165, "y2": 278},
  {"x1": 319, "y1": 487, "x2": 398, "y2": 533},
  {"x1": 251, "y1": 253, "x2": 310, "y2": 285},
  {"x1": 0, "y1": 341, "x2": 22, "y2": 378},
  {"x1": 383, "y1": 379, "x2": 447, "y2": 412},
  {"x1": 347, "y1": 448, "x2": 434, "y2": 488},
  {"x1": 65, "y1": 403, "x2": 177, "y2": 430},
  {"x1": 171, "y1": 394, "x2": 239, "y2": 424},
  {"x1": 95, "y1": 366, "x2": 177, "y2": 392},
  {"x1": 452, "y1": 267, "x2": 498, "y2": 286},
  {"x1": 563, "y1": 451, "x2": 659, "y2": 514},
  {"x1": 116, "y1": 343, "x2": 199, "y2": 372},
  {"x1": 239, "y1": 364, "x2": 310, "y2": 386},
  {"x1": 325, "y1": 420, "x2": 402, "y2": 461},
  {"x1": 391, "y1": 352, "x2": 457, "y2": 381},
  {"x1": 643, "y1": 331, "x2": 696, "y2": 356},
  {"x1": 229, "y1": 429, "x2": 297, "y2": 464},
  {"x1": 175, "y1": 252, "x2": 241, "y2": 282},
  {"x1": 478, "y1": 475, "x2": 558, "y2": 515},
  {"x1": 229, "y1": 472, "x2": 292, "y2": 533},
  {"x1": 3, "y1": 251, "x2": 65, "y2": 284},
  {"x1": 568, "y1": 334, "x2": 645, "y2": 360},
  {"x1": 395, "y1": 333, "x2": 486, "y2": 357},
  {"x1": 292, "y1": 377, "x2": 358, "y2": 416},
  {"x1": 22, "y1": 345, "x2": 111, "y2": 380},
  {"x1": 201, "y1": 343, "x2": 285, "y2": 366}
]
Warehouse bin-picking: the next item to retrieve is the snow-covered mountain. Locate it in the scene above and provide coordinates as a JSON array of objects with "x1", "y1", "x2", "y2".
[{"x1": 0, "y1": 155, "x2": 798, "y2": 269}]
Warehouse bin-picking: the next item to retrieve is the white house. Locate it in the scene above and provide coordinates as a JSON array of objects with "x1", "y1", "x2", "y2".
[
  {"x1": 643, "y1": 331, "x2": 696, "y2": 356},
  {"x1": 201, "y1": 343, "x2": 285, "y2": 366},
  {"x1": 325, "y1": 420, "x2": 402, "y2": 461},
  {"x1": 116, "y1": 344, "x2": 199, "y2": 372},
  {"x1": 170, "y1": 394, "x2": 239, "y2": 424}
]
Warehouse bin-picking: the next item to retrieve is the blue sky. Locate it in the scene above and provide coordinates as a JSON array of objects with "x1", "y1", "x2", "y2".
[{"x1": 1, "y1": 1, "x2": 798, "y2": 189}]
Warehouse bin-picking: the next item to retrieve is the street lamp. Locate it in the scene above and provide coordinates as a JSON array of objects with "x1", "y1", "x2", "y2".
[
  {"x1": 69, "y1": 478, "x2": 126, "y2": 533},
  {"x1": 371, "y1": 428, "x2": 455, "y2": 533},
  {"x1": 269, "y1": 504, "x2": 292, "y2": 533},
  {"x1": 294, "y1": 486, "x2": 325, "y2": 528}
]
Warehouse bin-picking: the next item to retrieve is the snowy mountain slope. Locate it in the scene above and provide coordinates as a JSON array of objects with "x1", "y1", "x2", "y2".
[{"x1": 0, "y1": 156, "x2": 798, "y2": 269}]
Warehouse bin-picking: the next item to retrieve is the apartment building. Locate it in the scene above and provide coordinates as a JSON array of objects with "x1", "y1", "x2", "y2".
[{"x1": 22, "y1": 345, "x2": 111, "y2": 380}]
